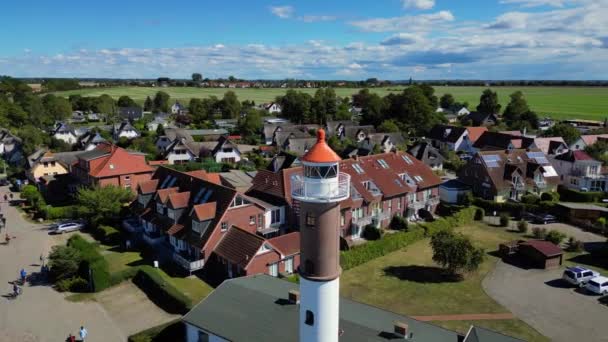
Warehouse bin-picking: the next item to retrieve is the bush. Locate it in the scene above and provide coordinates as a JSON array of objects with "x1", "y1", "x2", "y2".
[
  {"x1": 558, "y1": 185, "x2": 605, "y2": 202},
  {"x1": 56, "y1": 277, "x2": 89, "y2": 292},
  {"x1": 499, "y1": 214, "x2": 510, "y2": 227},
  {"x1": 431, "y1": 230, "x2": 485, "y2": 275},
  {"x1": 362, "y1": 224, "x2": 382, "y2": 240},
  {"x1": 540, "y1": 192, "x2": 559, "y2": 202},
  {"x1": 517, "y1": 220, "x2": 528, "y2": 234},
  {"x1": 390, "y1": 215, "x2": 408, "y2": 231},
  {"x1": 473, "y1": 197, "x2": 557, "y2": 216},
  {"x1": 521, "y1": 194, "x2": 540, "y2": 205},
  {"x1": 566, "y1": 237, "x2": 584, "y2": 252},
  {"x1": 133, "y1": 266, "x2": 192, "y2": 314},
  {"x1": 41, "y1": 205, "x2": 78, "y2": 220},
  {"x1": 532, "y1": 227, "x2": 547, "y2": 239},
  {"x1": 96, "y1": 225, "x2": 121, "y2": 245},
  {"x1": 48, "y1": 245, "x2": 82, "y2": 282},
  {"x1": 545, "y1": 230, "x2": 566, "y2": 245},
  {"x1": 474, "y1": 208, "x2": 485, "y2": 221},
  {"x1": 67, "y1": 234, "x2": 111, "y2": 292}
]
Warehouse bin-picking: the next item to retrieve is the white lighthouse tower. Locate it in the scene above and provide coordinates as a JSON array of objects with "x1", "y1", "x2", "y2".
[{"x1": 291, "y1": 129, "x2": 350, "y2": 342}]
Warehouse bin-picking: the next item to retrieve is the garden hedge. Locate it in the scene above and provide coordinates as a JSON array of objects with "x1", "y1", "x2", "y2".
[
  {"x1": 340, "y1": 207, "x2": 477, "y2": 270},
  {"x1": 133, "y1": 266, "x2": 192, "y2": 315},
  {"x1": 558, "y1": 185, "x2": 606, "y2": 203},
  {"x1": 41, "y1": 205, "x2": 78, "y2": 220},
  {"x1": 472, "y1": 198, "x2": 557, "y2": 216},
  {"x1": 95, "y1": 225, "x2": 121, "y2": 245},
  {"x1": 128, "y1": 319, "x2": 184, "y2": 342},
  {"x1": 67, "y1": 235, "x2": 111, "y2": 292}
]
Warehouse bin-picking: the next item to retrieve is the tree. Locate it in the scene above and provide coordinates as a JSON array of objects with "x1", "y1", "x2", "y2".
[
  {"x1": 385, "y1": 87, "x2": 441, "y2": 135},
  {"x1": 543, "y1": 123, "x2": 581, "y2": 145},
  {"x1": 545, "y1": 230, "x2": 566, "y2": 245},
  {"x1": 19, "y1": 94, "x2": 47, "y2": 127},
  {"x1": 77, "y1": 186, "x2": 134, "y2": 226},
  {"x1": 18, "y1": 125, "x2": 49, "y2": 156},
  {"x1": 359, "y1": 93, "x2": 386, "y2": 127},
  {"x1": 192, "y1": 73, "x2": 203, "y2": 83},
  {"x1": 143, "y1": 96, "x2": 154, "y2": 111},
  {"x1": 42, "y1": 94, "x2": 72, "y2": 122},
  {"x1": 238, "y1": 109, "x2": 262, "y2": 138},
  {"x1": 440, "y1": 93, "x2": 455, "y2": 109},
  {"x1": 378, "y1": 120, "x2": 400, "y2": 133},
  {"x1": 117, "y1": 95, "x2": 138, "y2": 108},
  {"x1": 94, "y1": 94, "x2": 115, "y2": 115},
  {"x1": 585, "y1": 139, "x2": 608, "y2": 165},
  {"x1": 219, "y1": 91, "x2": 241, "y2": 119},
  {"x1": 21, "y1": 184, "x2": 44, "y2": 207},
  {"x1": 156, "y1": 123, "x2": 165, "y2": 136},
  {"x1": 277, "y1": 90, "x2": 312, "y2": 123},
  {"x1": 153, "y1": 91, "x2": 171, "y2": 113},
  {"x1": 416, "y1": 84, "x2": 438, "y2": 109},
  {"x1": 48, "y1": 245, "x2": 82, "y2": 282},
  {"x1": 476, "y1": 89, "x2": 501, "y2": 115},
  {"x1": 503, "y1": 91, "x2": 538, "y2": 129},
  {"x1": 430, "y1": 230, "x2": 485, "y2": 276}
]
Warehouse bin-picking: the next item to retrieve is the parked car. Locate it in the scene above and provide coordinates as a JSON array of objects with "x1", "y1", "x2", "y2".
[
  {"x1": 50, "y1": 222, "x2": 84, "y2": 234},
  {"x1": 562, "y1": 266, "x2": 599, "y2": 287},
  {"x1": 532, "y1": 213, "x2": 557, "y2": 224},
  {"x1": 585, "y1": 276, "x2": 608, "y2": 295}
]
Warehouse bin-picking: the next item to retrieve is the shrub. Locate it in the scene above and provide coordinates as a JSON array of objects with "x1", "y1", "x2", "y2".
[
  {"x1": 67, "y1": 234, "x2": 111, "y2": 292},
  {"x1": 521, "y1": 194, "x2": 540, "y2": 205},
  {"x1": 499, "y1": 214, "x2": 510, "y2": 227},
  {"x1": 517, "y1": 220, "x2": 528, "y2": 234},
  {"x1": 390, "y1": 215, "x2": 408, "y2": 231},
  {"x1": 56, "y1": 277, "x2": 89, "y2": 292},
  {"x1": 540, "y1": 192, "x2": 559, "y2": 202},
  {"x1": 48, "y1": 245, "x2": 82, "y2": 282},
  {"x1": 545, "y1": 230, "x2": 567, "y2": 245},
  {"x1": 362, "y1": 224, "x2": 382, "y2": 240},
  {"x1": 557, "y1": 185, "x2": 605, "y2": 202},
  {"x1": 133, "y1": 266, "x2": 192, "y2": 314},
  {"x1": 431, "y1": 230, "x2": 485, "y2": 276},
  {"x1": 532, "y1": 227, "x2": 547, "y2": 239},
  {"x1": 96, "y1": 225, "x2": 121, "y2": 245},
  {"x1": 474, "y1": 208, "x2": 485, "y2": 221},
  {"x1": 42, "y1": 205, "x2": 78, "y2": 220},
  {"x1": 566, "y1": 237, "x2": 584, "y2": 252}
]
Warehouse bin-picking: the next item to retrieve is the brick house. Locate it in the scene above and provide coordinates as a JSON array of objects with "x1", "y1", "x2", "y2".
[
  {"x1": 71, "y1": 143, "x2": 154, "y2": 192},
  {"x1": 133, "y1": 166, "x2": 299, "y2": 276}
]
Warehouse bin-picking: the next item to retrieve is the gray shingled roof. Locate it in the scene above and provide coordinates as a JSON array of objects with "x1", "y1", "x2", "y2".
[{"x1": 183, "y1": 275, "x2": 461, "y2": 342}]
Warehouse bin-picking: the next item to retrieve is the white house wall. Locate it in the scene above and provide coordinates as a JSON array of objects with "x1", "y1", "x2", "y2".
[
  {"x1": 167, "y1": 151, "x2": 196, "y2": 165},
  {"x1": 54, "y1": 133, "x2": 78, "y2": 144},
  {"x1": 214, "y1": 150, "x2": 241, "y2": 163}
]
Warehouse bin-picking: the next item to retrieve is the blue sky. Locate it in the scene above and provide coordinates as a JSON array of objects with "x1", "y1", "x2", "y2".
[{"x1": 0, "y1": 0, "x2": 606, "y2": 79}]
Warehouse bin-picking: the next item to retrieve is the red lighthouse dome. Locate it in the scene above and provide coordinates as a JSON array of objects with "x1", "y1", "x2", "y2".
[{"x1": 301, "y1": 129, "x2": 341, "y2": 164}]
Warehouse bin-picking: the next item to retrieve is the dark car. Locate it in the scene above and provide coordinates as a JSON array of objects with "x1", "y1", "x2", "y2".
[
  {"x1": 532, "y1": 213, "x2": 557, "y2": 224},
  {"x1": 0, "y1": 179, "x2": 9, "y2": 186}
]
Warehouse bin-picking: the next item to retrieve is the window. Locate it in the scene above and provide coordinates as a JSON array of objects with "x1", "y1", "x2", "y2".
[
  {"x1": 414, "y1": 175, "x2": 423, "y2": 183},
  {"x1": 231, "y1": 196, "x2": 250, "y2": 208},
  {"x1": 397, "y1": 199, "x2": 401, "y2": 210},
  {"x1": 352, "y1": 163, "x2": 364, "y2": 174},
  {"x1": 221, "y1": 222, "x2": 228, "y2": 232},
  {"x1": 305, "y1": 310, "x2": 314, "y2": 326},
  {"x1": 271, "y1": 209, "x2": 281, "y2": 225},
  {"x1": 340, "y1": 212, "x2": 345, "y2": 226},
  {"x1": 249, "y1": 216, "x2": 255, "y2": 225},
  {"x1": 377, "y1": 159, "x2": 389, "y2": 169},
  {"x1": 268, "y1": 263, "x2": 278, "y2": 277},
  {"x1": 156, "y1": 203, "x2": 163, "y2": 214},
  {"x1": 51, "y1": 161, "x2": 56, "y2": 167},
  {"x1": 306, "y1": 212, "x2": 316, "y2": 227},
  {"x1": 402, "y1": 155, "x2": 413, "y2": 165},
  {"x1": 198, "y1": 331, "x2": 209, "y2": 342},
  {"x1": 125, "y1": 176, "x2": 131, "y2": 181},
  {"x1": 43, "y1": 162, "x2": 48, "y2": 168},
  {"x1": 387, "y1": 200, "x2": 392, "y2": 213},
  {"x1": 258, "y1": 214, "x2": 263, "y2": 228}
]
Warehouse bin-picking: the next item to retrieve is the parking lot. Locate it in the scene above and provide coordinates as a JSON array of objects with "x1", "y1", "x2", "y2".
[{"x1": 484, "y1": 261, "x2": 608, "y2": 342}]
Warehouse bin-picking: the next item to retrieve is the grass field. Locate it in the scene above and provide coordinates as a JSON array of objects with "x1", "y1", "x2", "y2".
[
  {"x1": 52, "y1": 85, "x2": 608, "y2": 120},
  {"x1": 340, "y1": 223, "x2": 548, "y2": 341}
]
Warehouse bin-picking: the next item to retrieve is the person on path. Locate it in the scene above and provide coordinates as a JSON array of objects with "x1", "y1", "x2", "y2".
[
  {"x1": 3, "y1": 194, "x2": 7, "y2": 202},
  {"x1": 79, "y1": 326, "x2": 87, "y2": 341},
  {"x1": 20, "y1": 268, "x2": 26, "y2": 284},
  {"x1": 12, "y1": 283, "x2": 19, "y2": 297},
  {"x1": 66, "y1": 333, "x2": 76, "y2": 342}
]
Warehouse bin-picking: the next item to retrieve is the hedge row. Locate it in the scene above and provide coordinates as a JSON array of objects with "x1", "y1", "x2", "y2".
[
  {"x1": 340, "y1": 207, "x2": 477, "y2": 271},
  {"x1": 41, "y1": 205, "x2": 79, "y2": 220},
  {"x1": 133, "y1": 266, "x2": 192, "y2": 315},
  {"x1": 95, "y1": 225, "x2": 121, "y2": 245},
  {"x1": 68, "y1": 235, "x2": 111, "y2": 292},
  {"x1": 472, "y1": 198, "x2": 557, "y2": 216},
  {"x1": 128, "y1": 319, "x2": 184, "y2": 342},
  {"x1": 558, "y1": 185, "x2": 606, "y2": 203}
]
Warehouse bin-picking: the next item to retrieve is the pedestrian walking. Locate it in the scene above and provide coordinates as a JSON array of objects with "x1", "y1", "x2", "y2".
[
  {"x1": 20, "y1": 268, "x2": 27, "y2": 284},
  {"x1": 79, "y1": 326, "x2": 88, "y2": 341}
]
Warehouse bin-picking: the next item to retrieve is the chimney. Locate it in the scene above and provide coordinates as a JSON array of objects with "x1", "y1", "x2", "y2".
[
  {"x1": 394, "y1": 321, "x2": 409, "y2": 339},
  {"x1": 288, "y1": 290, "x2": 300, "y2": 304}
]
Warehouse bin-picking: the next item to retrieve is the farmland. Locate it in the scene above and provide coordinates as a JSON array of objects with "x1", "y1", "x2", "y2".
[{"x1": 53, "y1": 86, "x2": 608, "y2": 120}]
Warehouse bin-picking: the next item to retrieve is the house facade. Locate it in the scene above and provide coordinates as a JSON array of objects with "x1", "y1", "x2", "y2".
[
  {"x1": 551, "y1": 150, "x2": 607, "y2": 192},
  {"x1": 27, "y1": 150, "x2": 70, "y2": 182},
  {"x1": 458, "y1": 149, "x2": 560, "y2": 202},
  {"x1": 113, "y1": 121, "x2": 140, "y2": 140},
  {"x1": 52, "y1": 123, "x2": 79, "y2": 144},
  {"x1": 569, "y1": 134, "x2": 608, "y2": 151},
  {"x1": 427, "y1": 125, "x2": 473, "y2": 152},
  {"x1": 71, "y1": 143, "x2": 154, "y2": 192}
]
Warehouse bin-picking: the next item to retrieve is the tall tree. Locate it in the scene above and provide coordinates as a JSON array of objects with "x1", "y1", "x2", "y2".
[
  {"x1": 19, "y1": 125, "x2": 50, "y2": 156},
  {"x1": 415, "y1": 84, "x2": 438, "y2": 109},
  {"x1": 542, "y1": 123, "x2": 581, "y2": 145},
  {"x1": 238, "y1": 109, "x2": 262, "y2": 138},
  {"x1": 143, "y1": 96, "x2": 154, "y2": 111},
  {"x1": 117, "y1": 95, "x2": 139, "y2": 108},
  {"x1": 378, "y1": 120, "x2": 400, "y2": 133},
  {"x1": 20, "y1": 94, "x2": 48, "y2": 127},
  {"x1": 42, "y1": 94, "x2": 72, "y2": 122},
  {"x1": 153, "y1": 91, "x2": 171, "y2": 113},
  {"x1": 94, "y1": 94, "x2": 116, "y2": 115},
  {"x1": 192, "y1": 73, "x2": 203, "y2": 83},
  {"x1": 503, "y1": 91, "x2": 538, "y2": 129},
  {"x1": 277, "y1": 90, "x2": 312, "y2": 124},
  {"x1": 77, "y1": 186, "x2": 134, "y2": 226},
  {"x1": 476, "y1": 89, "x2": 501, "y2": 115},
  {"x1": 385, "y1": 87, "x2": 441, "y2": 135},
  {"x1": 440, "y1": 93, "x2": 455, "y2": 109},
  {"x1": 359, "y1": 93, "x2": 386, "y2": 127},
  {"x1": 219, "y1": 91, "x2": 241, "y2": 119}
]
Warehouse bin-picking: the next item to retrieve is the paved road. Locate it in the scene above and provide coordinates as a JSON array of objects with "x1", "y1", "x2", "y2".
[
  {"x1": 0, "y1": 188, "x2": 125, "y2": 342},
  {"x1": 483, "y1": 261, "x2": 608, "y2": 342}
]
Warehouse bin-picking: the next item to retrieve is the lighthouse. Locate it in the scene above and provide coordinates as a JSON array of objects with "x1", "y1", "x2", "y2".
[{"x1": 291, "y1": 129, "x2": 350, "y2": 342}]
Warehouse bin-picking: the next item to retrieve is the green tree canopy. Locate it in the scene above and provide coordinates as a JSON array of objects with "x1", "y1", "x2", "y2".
[
  {"x1": 42, "y1": 94, "x2": 72, "y2": 122},
  {"x1": 430, "y1": 230, "x2": 485, "y2": 276},
  {"x1": 476, "y1": 89, "x2": 501, "y2": 115},
  {"x1": 143, "y1": 96, "x2": 154, "y2": 111},
  {"x1": 238, "y1": 108, "x2": 262, "y2": 138},
  {"x1": 585, "y1": 139, "x2": 608, "y2": 165},
  {"x1": 542, "y1": 123, "x2": 581, "y2": 145},
  {"x1": 117, "y1": 95, "x2": 139, "y2": 108},
  {"x1": 77, "y1": 186, "x2": 134, "y2": 226},
  {"x1": 378, "y1": 119, "x2": 400, "y2": 133},
  {"x1": 18, "y1": 125, "x2": 50, "y2": 156},
  {"x1": 385, "y1": 87, "x2": 441, "y2": 135},
  {"x1": 192, "y1": 73, "x2": 203, "y2": 83},
  {"x1": 277, "y1": 90, "x2": 312, "y2": 124},
  {"x1": 440, "y1": 93, "x2": 455, "y2": 109},
  {"x1": 94, "y1": 94, "x2": 116, "y2": 115},
  {"x1": 48, "y1": 245, "x2": 82, "y2": 281},
  {"x1": 153, "y1": 91, "x2": 171, "y2": 113},
  {"x1": 219, "y1": 91, "x2": 241, "y2": 119},
  {"x1": 19, "y1": 94, "x2": 48, "y2": 127},
  {"x1": 502, "y1": 91, "x2": 538, "y2": 130}
]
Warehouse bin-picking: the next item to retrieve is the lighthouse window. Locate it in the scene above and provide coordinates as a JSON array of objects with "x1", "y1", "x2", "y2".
[
  {"x1": 305, "y1": 310, "x2": 315, "y2": 326},
  {"x1": 306, "y1": 212, "x2": 316, "y2": 227}
]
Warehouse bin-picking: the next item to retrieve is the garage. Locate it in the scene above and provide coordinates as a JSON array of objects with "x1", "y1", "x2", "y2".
[{"x1": 518, "y1": 240, "x2": 563, "y2": 269}]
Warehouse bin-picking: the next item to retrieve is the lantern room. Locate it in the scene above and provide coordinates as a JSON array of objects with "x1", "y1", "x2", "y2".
[{"x1": 291, "y1": 129, "x2": 350, "y2": 203}]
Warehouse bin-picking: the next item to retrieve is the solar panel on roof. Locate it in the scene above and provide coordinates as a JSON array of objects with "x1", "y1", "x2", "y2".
[
  {"x1": 486, "y1": 161, "x2": 499, "y2": 168},
  {"x1": 535, "y1": 157, "x2": 549, "y2": 164}
]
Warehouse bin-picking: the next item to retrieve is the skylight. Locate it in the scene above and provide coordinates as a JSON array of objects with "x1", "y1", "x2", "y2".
[
  {"x1": 352, "y1": 163, "x2": 364, "y2": 174},
  {"x1": 482, "y1": 154, "x2": 500, "y2": 168},
  {"x1": 414, "y1": 175, "x2": 423, "y2": 183},
  {"x1": 193, "y1": 187, "x2": 206, "y2": 203},
  {"x1": 377, "y1": 159, "x2": 389, "y2": 169},
  {"x1": 160, "y1": 175, "x2": 173, "y2": 188},
  {"x1": 201, "y1": 189, "x2": 214, "y2": 203},
  {"x1": 401, "y1": 155, "x2": 413, "y2": 165}
]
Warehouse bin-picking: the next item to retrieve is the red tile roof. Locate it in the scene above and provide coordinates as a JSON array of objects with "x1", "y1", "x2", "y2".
[
  {"x1": 193, "y1": 202, "x2": 217, "y2": 221},
  {"x1": 268, "y1": 232, "x2": 300, "y2": 256},
  {"x1": 156, "y1": 187, "x2": 179, "y2": 204},
  {"x1": 213, "y1": 226, "x2": 266, "y2": 269},
  {"x1": 88, "y1": 144, "x2": 154, "y2": 178},
  {"x1": 138, "y1": 179, "x2": 159, "y2": 194},
  {"x1": 581, "y1": 134, "x2": 608, "y2": 146},
  {"x1": 186, "y1": 170, "x2": 221, "y2": 185},
  {"x1": 521, "y1": 240, "x2": 562, "y2": 257},
  {"x1": 301, "y1": 129, "x2": 341, "y2": 163},
  {"x1": 572, "y1": 150, "x2": 594, "y2": 161},
  {"x1": 168, "y1": 192, "x2": 191, "y2": 209},
  {"x1": 466, "y1": 127, "x2": 488, "y2": 143},
  {"x1": 149, "y1": 160, "x2": 169, "y2": 166},
  {"x1": 167, "y1": 224, "x2": 184, "y2": 235}
]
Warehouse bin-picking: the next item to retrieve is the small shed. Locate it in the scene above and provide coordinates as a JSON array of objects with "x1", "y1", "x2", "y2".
[
  {"x1": 557, "y1": 202, "x2": 608, "y2": 223},
  {"x1": 518, "y1": 240, "x2": 563, "y2": 269}
]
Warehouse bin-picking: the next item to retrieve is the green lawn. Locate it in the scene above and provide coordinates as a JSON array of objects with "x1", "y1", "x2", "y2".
[
  {"x1": 340, "y1": 223, "x2": 547, "y2": 341},
  {"x1": 52, "y1": 85, "x2": 608, "y2": 120}
]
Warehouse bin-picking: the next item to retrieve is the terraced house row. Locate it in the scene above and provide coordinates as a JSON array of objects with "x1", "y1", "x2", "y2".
[{"x1": 127, "y1": 148, "x2": 442, "y2": 280}]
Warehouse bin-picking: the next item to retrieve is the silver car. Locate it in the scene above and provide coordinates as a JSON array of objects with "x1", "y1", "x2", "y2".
[
  {"x1": 50, "y1": 222, "x2": 84, "y2": 234},
  {"x1": 562, "y1": 266, "x2": 599, "y2": 287}
]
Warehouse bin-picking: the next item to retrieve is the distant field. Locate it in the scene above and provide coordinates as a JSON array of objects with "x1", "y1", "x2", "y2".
[{"x1": 53, "y1": 86, "x2": 608, "y2": 120}]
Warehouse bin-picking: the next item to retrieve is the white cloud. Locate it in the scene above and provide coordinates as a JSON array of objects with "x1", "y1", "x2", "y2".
[
  {"x1": 499, "y1": 0, "x2": 572, "y2": 7},
  {"x1": 402, "y1": 0, "x2": 435, "y2": 10},
  {"x1": 380, "y1": 33, "x2": 423, "y2": 45},
  {"x1": 350, "y1": 11, "x2": 454, "y2": 32},
  {"x1": 269, "y1": 6, "x2": 294, "y2": 19},
  {"x1": 300, "y1": 15, "x2": 336, "y2": 23}
]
